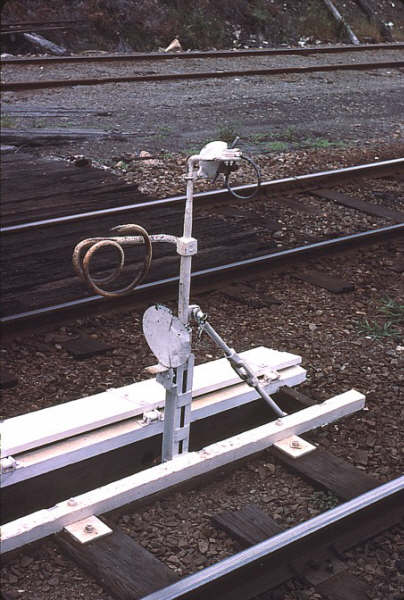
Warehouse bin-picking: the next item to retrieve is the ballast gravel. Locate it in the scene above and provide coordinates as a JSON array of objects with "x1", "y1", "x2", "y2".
[{"x1": 1, "y1": 240, "x2": 403, "y2": 600}]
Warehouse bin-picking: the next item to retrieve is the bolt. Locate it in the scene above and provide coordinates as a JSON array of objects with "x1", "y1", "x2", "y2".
[
  {"x1": 84, "y1": 523, "x2": 95, "y2": 533},
  {"x1": 290, "y1": 439, "x2": 302, "y2": 449},
  {"x1": 67, "y1": 499, "x2": 77, "y2": 507}
]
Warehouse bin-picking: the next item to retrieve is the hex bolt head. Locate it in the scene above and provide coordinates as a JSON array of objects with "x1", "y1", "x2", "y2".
[
  {"x1": 290, "y1": 439, "x2": 302, "y2": 449},
  {"x1": 84, "y1": 523, "x2": 95, "y2": 533}
]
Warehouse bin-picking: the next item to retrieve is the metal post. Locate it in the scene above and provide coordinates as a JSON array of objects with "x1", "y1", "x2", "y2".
[
  {"x1": 162, "y1": 156, "x2": 198, "y2": 461},
  {"x1": 178, "y1": 157, "x2": 197, "y2": 324}
]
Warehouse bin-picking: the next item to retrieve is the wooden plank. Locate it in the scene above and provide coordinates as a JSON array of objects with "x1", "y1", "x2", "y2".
[
  {"x1": 61, "y1": 335, "x2": 114, "y2": 359},
  {"x1": 212, "y1": 505, "x2": 371, "y2": 599},
  {"x1": 316, "y1": 571, "x2": 373, "y2": 600},
  {"x1": 290, "y1": 269, "x2": 354, "y2": 293},
  {"x1": 57, "y1": 526, "x2": 178, "y2": 599},
  {"x1": 222, "y1": 282, "x2": 281, "y2": 308},
  {"x1": 1, "y1": 365, "x2": 306, "y2": 488},
  {"x1": 3, "y1": 106, "x2": 112, "y2": 117},
  {"x1": 312, "y1": 189, "x2": 404, "y2": 223},
  {"x1": 1, "y1": 346, "x2": 302, "y2": 457},
  {"x1": 271, "y1": 446, "x2": 379, "y2": 500},
  {"x1": 1, "y1": 128, "x2": 125, "y2": 146},
  {"x1": 334, "y1": 494, "x2": 404, "y2": 554},
  {"x1": 212, "y1": 503, "x2": 282, "y2": 547},
  {"x1": 1, "y1": 390, "x2": 365, "y2": 553}
]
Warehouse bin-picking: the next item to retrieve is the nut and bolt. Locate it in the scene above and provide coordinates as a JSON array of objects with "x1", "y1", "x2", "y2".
[
  {"x1": 84, "y1": 523, "x2": 95, "y2": 533},
  {"x1": 290, "y1": 439, "x2": 302, "y2": 449}
]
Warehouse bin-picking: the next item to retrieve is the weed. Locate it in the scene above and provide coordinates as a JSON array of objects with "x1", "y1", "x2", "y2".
[
  {"x1": 32, "y1": 119, "x2": 47, "y2": 129},
  {"x1": 263, "y1": 141, "x2": 288, "y2": 152},
  {"x1": 156, "y1": 125, "x2": 173, "y2": 138},
  {"x1": 357, "y1": 319, "x2": 401, "y2": 340},
  {"x1": 216, "y1": 123, "x2": 240, "y2": 145},
  {"x1": 378, "y1": 297, "x2": 404, "y2": 323},
  {"x1": 302, "y1": 138, "x2": 346, "y2": 149},
  {"x1": 282, "y1": 125, "x2": 298, "y2": 142},
  {"x1": 303, "y1": 137, "x2": 332, "y2": 149},
  {"x1": 0, "y1": 115, "x2": 16, "y2": 128},
  {"x1": 183, "y1": 146, "x2": 200, "y2": 156},
  {"x1": 115, "y1": 161, "x2": 129, "y2": 171},
  {"x1": 162, "y1": 151, "x2": 175, "y2": 160},
  {"x1": 356, "y1": 297, "x2": 403, "y2": 341},
  {"x1": 249, "y1": 131, "x2": 273, "y2": 144}
]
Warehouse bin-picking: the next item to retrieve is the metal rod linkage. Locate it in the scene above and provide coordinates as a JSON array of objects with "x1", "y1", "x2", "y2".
[{"x1": 191, "y1": 306, "x2": 286, "y2": 417}]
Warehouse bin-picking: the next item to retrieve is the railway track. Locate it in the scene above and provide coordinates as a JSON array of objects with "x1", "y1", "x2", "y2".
[
  {"x1": 2, "y1": 58, "x2": 404, "y2": 92},
  {"x1": 2, "y1": 42, "x2": 404, "y2": 66},
  {"x1": 1, "y1": 157, "x2": 403, "y2": 330},
  {"x1": 142, "y1": 476, "x2": 404, "y2": 600},
  {"x1": 2, "y1": 382, "x2": 403, "y2": 599},
  {"x1": 1, "y1": 159, "x2": 402, "y2": 599}
]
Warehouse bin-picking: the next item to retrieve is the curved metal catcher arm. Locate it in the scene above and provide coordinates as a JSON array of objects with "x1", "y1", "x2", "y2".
[{"x1": 72, "y1": 224, "x2": 178, "y2": 298}]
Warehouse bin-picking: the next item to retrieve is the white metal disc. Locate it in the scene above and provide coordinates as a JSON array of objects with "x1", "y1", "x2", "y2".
[{"x1": 143, "y1": 305, "x2": 191, "y2": 368}]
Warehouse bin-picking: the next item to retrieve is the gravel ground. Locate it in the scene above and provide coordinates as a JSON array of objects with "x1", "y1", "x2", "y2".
[
  {"x1": 1, "y1": 41, "x2": 403, "y2": 600},
  {"x1": 114, "y1": 141, "x2": 404, "y2": 199},
  {"x1": 1, "y1": 48, "x2": 403, "y2": 158},
  {"x1": 2, "y1": 48, "x2": 403, "y2": 82},
  {"x1": 1, "y1": 240, "x2": 403, "y2": 600}
]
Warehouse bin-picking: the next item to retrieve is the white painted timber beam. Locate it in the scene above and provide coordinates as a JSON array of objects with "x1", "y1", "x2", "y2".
[
  {"x1": 1, "y1": 365, "x2": 306, "y2": 487},
  {"x1": 1, "y1": 347, "x2": 300, "y2": 457},
  {"x1": 1, "y1": 389, "x2": 365, "y2": 553}
]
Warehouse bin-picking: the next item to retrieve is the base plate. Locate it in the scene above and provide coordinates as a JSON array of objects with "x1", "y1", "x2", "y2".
[
  {"x1": 64, "y1": 515, "x2": 112, "y2": 544},
  {"x1": 273, "y1": 435, "x2": 316, "y2": 458}
]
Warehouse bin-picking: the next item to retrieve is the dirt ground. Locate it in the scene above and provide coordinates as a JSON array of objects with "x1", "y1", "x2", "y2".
[{"x1": 2, "y1": 47, "x2": 403, "y2": 164}]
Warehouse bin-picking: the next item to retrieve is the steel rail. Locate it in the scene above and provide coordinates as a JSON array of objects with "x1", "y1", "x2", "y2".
[
  {"x1": 2, "y1": 42, "x2": 404, "y2": 65},
  {"x1": 1, "y1": 223, "x2": 402, "y2": 326},
  {"x1": 142, "y1": 475, "x2": 404, "y2": 600},
  {"x1": 2, "y1": 158, "x2": 403, "y2": 234},
  {"x1": 2, "y1": 59, "x2": 404, "y2": 91}
]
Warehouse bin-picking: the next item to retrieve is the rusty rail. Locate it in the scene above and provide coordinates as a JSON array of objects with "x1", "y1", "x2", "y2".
[
  {"x1": 2, "y1": 59, "x2": 404, "y2": 91},
  {"x1": 2, "y1": 42, "x2": 404, "y2": 65}
]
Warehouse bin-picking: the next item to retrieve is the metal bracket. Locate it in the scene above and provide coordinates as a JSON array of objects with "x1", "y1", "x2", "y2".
[
  {"x1": 156, "y1": 368, "x2": 176, "y2": 390},
  {"x1": 142, "y1": 409, "x2": 163, "y2": 424},
  {"x1": 64, "y1": 515, "x2": 112, "y2": 544},
  {"x1": 273, "y1": 435, "x2": 316, "y2": 458},
  {"x1": 1, "y1": 456, "x2": 18, "y2": 473},
  {"x1": 176, "y1": 237, "x2": 198, "y2": 256}
]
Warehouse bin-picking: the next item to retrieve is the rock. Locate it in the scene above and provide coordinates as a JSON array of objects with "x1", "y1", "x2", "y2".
[
  {"x1": 73, "y1": 155, "x2": 92, "y2": 167},
  {"x1": 20, "y1": 556, "x2": 34, "y2": 568},
  {"x1": 198, "y1": 540, "x2": 209, "y2": 554}
]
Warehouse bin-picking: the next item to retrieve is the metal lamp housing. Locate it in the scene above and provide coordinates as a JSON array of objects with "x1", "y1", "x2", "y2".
[{"x1": 197, "y1": 140, "x2": 228, "y2": 179}]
